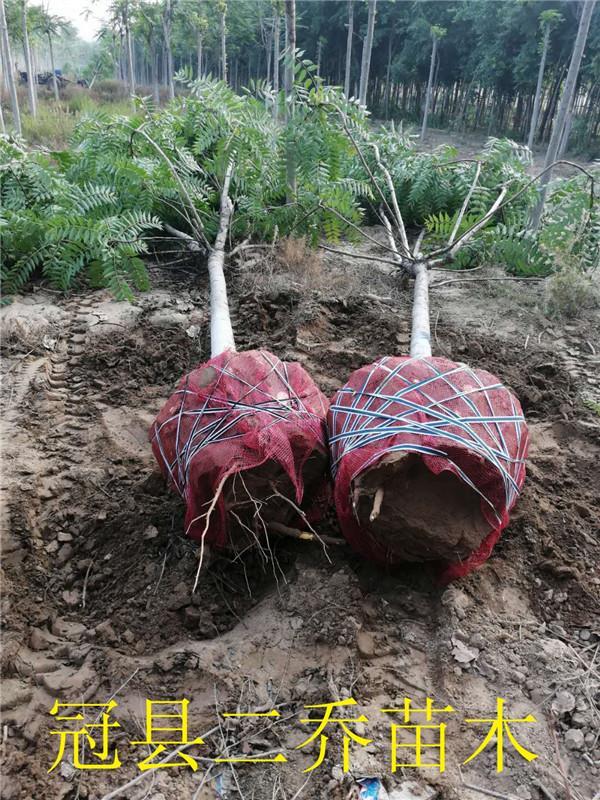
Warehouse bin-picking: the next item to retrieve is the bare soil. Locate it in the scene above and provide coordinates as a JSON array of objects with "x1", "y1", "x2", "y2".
[{"x1": 1, "y1": 245, "x2": 599, "y2": 800}]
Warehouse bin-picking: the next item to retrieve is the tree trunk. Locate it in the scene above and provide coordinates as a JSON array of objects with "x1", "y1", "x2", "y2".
[
  {"x1": 420, "y1": 34, "x2": 438, "y2": 141},
  {"x1": 527, "y1": 27, "x2": 550, "y2": 151},
  {"x1": 124, "y1": 0, "x2": 135, "y2": 98},
  {"x1": 21, "y1": 0, "x2": 36, "y2": 116},
  {"x1": 197, "y1": 30, "x2": 203, "y2": 77},
  {"x1": 272, "y1": 10, "x2": 280, "y2": 119},
  {"x1": 344, "y1": 0, "x2": 353, "y2": 98},
  {"x1": 284, "y1": 0, "x2": 296, "y2": 199},
  {"x1": 0, "y1": 0, "x2": 21, "y2": 133},
  {"x1": 410, "y1": 263, "x2": 431, "y2": 358},
  {"x1": 558, "y1": 89, "x2": 576, "y2": 158},
  {"x1": 358, "y1": 0, "x2": 376, "y2": 107},
  {"x1": 220, "y1": 4, "x2": 227, "y2": 83},
  {"x1": 531, "y1": 0, "x2": 596, "y2": 231},
  {"x1": 163, "y1": 1, "x2": 175, "y2": 100},
  {"x1": 384, "y1": 31, "x2": 393, "y2": 119},
  {"x1": 265, "y1": 18, "x2": 272, "y2": 84},
  {"x1": 47, "y1": 33, "x2": 60, "y2": 102},
  {"x1": 209, "y1": 163, "x2": 236, "y2": 356},
  {"x1": 152, "y1": 45, "x2": 160, "y2": 103},
  {"x1": 539, "y1": 69, "x2": 563, "y2": 141}
]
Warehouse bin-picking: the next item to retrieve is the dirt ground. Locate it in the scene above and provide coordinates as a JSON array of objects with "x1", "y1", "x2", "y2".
[
  {"x1": 1, "y1": 240, "x2": 599, "y2": 800},
  {"x1": 419, "y1": 127, "x2": 596, "y2": 176}
]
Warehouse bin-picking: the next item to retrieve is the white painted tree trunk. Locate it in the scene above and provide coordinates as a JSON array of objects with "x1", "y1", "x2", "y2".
[
  {"x1": 358, "y1": 0, "x2": 376, "y2": 107},
  {"x1": 344, "y1": 0, "x2": 353, "y2": 98},
  {"x1": 410, "y1": 262, "x2": 431, "y2": 358},
  {"x1": 527, "y1": 28, "x2": 550, "y2": 151},
  {"x1": 530, "y1": 0, "x2": 596, "y2": 231},
  {"x1": 21, "y1": 0, "x2": 36, "y2": 116},
  {"x1": 0, "y1": 0, "x2": 21, "y2": 134},
  {"x1": 420, "y1": 34, "x2": 438, "y2": 142},
  {"x1": 209, "y1": 164, "x2": 236, "y2": 356}
]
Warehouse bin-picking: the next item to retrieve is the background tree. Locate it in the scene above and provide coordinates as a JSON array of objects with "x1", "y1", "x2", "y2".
[
  {"x1": 21, "y1": 0, "x2": 37, "y2": 116},
  {"x1": 284, "y1": 0, "x2": 296, "y2": 197},
  {"x1": 358, "y1": 0, "x2": 376, "y2": 106},
  {"x1": 217, "y1": 0, "x2": 227, "y2": 81},
  {"x1": 123, "y1": 0, "x2": 135, "y2": 97},
  {"x1": 135, "y1": 0, "x2": 162, "y2": 102},
  {"x1": 343, "y1": 0, "x2": 353, "y2": 97},
  {"x1": 39, "y1": 9, "x2": 69, "y2": 100},
  {"x1": 528, "y1": 9, "x2": 563, "y2": 150},
  {"x1": 420, "y1": 24, "x2": 446, "y2": 141},
  {"x1": 162, "y1": 0, "x2": 175, "y2": 100},
  {"x1": 272, "y1": 0, "x2": 281, "y2": 118},
  {"x1": 0, "y1": 0, "x2": 21, "y2": 133},
  {"x1": 531, "y1": 0, "x2": 597, "y2": 230}
]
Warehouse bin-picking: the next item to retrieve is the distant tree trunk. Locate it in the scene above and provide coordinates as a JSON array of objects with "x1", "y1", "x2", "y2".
[
  {"x1": 531, "y1": 0, "x2": 596, "y2": 231},
  {"x1": 0, "y1": 0, "x2": 21, "y2": 133},
  {"x1": 527, "y1": 26, "x2": 550, "y2": 151},
  {"x1": 124, "y1": 0, "x2": 135, "y2": 98},
  {"x1": 219, "y1": 1, "x2": 227, "y2": 83},
  {"x1": 272, "y1": 9, "x2": 280, "y2": 120},
  {"x1": 163, "y1": 0, "x2": 174, "y2": 100},
  {"x1": 384, "y1": 30, "x2": 393, "y2": 119},
  {"x1": 265, "y1": 19, "x2": 272, "y2": 83},
  {"x1": 197, "y1": 30, "x2": 203, "y2": 77},
  {"x1": 420, "y1": 32, "x2": 438, "y2": 141},
  {"x1": 284, "y1": 0, "x2": 296, "y2": 199},
  {"x1": 539, "y1": 69, "x2": 563, "y2": 141},
  {"x1": 316, "y1": 38, "x2": 322, "y2": 76},
  {"x1": 344, "y1": 0, "x2": 353, "y2": 97},
  {"x1": 47, "y1": 32, "x2": 60, "y2": 102},
  {"x1": 558, "y1": 90, "x2": 576, "y2": 158},
  {"x1": 21, "y1": 0, "x2": 36, "y2": 116},
  {"x1": 0, "y1": 95, "x2": 5, "y2": 134},
  {"x1": 358, "y1": 0, "x2": 376, "y2": 107},
  {"x1": 152, "y1": 45, "x2": 160, "y2": 103}
]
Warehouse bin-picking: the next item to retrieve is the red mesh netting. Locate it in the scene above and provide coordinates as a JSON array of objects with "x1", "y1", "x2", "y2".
[
  {"x1": 150, "y1": 349, "x2": 329, "y2": 547},
  {"x1": 328, "y1": 355, "x2": 529, "y2": 582}
]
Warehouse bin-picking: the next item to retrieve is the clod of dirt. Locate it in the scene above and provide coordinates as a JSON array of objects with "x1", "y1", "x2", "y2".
[
  {"x1": 565, "y1": 728, "x2": 585, "y2": 750},
  {"x1": 551, "y1": 689, "x2": 576, "y2": 717}
]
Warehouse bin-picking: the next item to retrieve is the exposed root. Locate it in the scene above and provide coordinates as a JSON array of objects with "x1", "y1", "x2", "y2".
[
  {"x1": 269, "y1": 521, "x2": 346, "y2": 547},
  {"x1": 191, "y1": 472, "x2": 230, "y2": 593},
  {"x1": 369, "y1": 487, "x2": 384, "y2": 522}
]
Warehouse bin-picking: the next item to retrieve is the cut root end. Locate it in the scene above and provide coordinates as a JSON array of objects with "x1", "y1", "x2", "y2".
[{"x1": 355, "y1": 452, "x2": 490, "y2": 562}]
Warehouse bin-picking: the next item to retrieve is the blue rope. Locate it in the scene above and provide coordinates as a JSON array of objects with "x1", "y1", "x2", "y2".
[
  {"x1": 329, "y1": 356, "x2": 526, "y2": 514},
  {"x1": 151, "y1": 352, "x2": 322, "y2": 499}
]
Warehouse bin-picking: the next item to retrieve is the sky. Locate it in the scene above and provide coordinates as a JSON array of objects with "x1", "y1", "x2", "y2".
[{"x1": 45, "y1": 0, "x2": 113, "y2": 41}]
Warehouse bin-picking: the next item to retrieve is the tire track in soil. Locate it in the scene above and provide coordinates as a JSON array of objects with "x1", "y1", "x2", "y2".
[{"x1": 2, "y1": 295, "x2": 110, "y2": 786}]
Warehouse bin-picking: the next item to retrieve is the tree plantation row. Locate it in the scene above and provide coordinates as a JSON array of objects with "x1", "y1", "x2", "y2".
[
  {"x1": 0, "y1": 1, "x2": 599, "y2": 156},
  {"x1": 1, "y1": 70, "x2": 598, "y2": 312}
]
